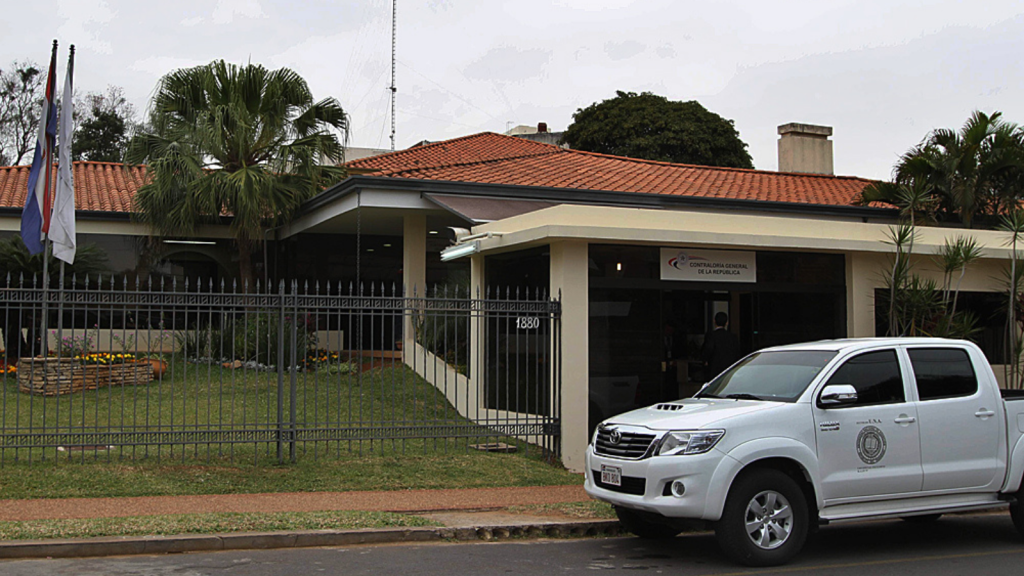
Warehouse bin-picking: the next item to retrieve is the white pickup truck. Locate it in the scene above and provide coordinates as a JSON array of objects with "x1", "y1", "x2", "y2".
[{"x1": 584, "y1": 338, "x2": 1024, "y2": 566}]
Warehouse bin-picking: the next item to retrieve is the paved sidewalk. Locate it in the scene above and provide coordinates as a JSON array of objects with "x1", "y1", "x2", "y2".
[
  {"x1": 0, "y1": 484, "x2": 614, "y2": 560},
  {"x1": 0, "y1": 484, "x2": 589, "y2": 522}
]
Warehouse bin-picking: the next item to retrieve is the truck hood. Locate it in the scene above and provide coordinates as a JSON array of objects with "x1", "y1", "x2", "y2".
[{"x1": 603, "y1": 398, "x2": 781, "y2": 430}]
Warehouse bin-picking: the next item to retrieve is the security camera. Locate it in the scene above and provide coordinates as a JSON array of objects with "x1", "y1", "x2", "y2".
[{"x1": 449, "y1": 227, "x2": 471, "y2": 242}]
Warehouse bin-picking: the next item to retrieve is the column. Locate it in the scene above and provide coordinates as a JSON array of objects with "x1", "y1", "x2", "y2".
[
  {"x1": 846, "y1": 251, "x2": 880, "y2": 338},
  {"x1": 549, "y1": 240, "x2": 589, "y2": 473},
  {"x1": 403, "y1": 214, "x2": 427, "y2": 354}
]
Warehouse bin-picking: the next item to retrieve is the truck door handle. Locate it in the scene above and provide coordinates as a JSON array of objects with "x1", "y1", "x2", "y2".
[
  {"x1": 975, "y1": 409, "x2": 996, "y2": 418},
  {"x1": 894, "y1": 415, "x2": 916, "y2": 424}
]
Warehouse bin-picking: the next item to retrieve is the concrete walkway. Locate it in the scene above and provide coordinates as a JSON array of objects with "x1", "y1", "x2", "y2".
[
  {"x1": 0, "y1": 485, "x2": 590, "y2": 522},
  {"x1": 0, "y1": 484, "x2": 617, "y2": 560}
]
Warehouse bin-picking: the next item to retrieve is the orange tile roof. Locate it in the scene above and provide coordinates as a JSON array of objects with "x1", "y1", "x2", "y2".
[
  {"x1": 0, "y1": 162, "x2": 146, "y2": 213},
  {"x1": 348, "y1": 132, "x2": 877, "y2": 207},
  {"x1": 1, "y1": 133, "x2": 878, "y2": 218}
]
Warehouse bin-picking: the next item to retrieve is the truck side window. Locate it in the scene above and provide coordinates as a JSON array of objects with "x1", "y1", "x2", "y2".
[
  {"x1": 823, "y1": 350, "x2": 904, "y2": 407},
  {"x1": 908, "y1": 348, "x2": 978, "y2": 401}
]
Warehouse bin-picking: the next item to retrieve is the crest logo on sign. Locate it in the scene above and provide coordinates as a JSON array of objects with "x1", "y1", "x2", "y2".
[
  {"x1": 856, "y1": 426, "x2": 887, "y2": 465},
  {"x1": 667, "y1": 252, "x2": 707, "y2": 270}
]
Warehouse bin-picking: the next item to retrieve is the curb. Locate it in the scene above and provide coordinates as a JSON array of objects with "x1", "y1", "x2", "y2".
[{"x1": 0, "y1": 520, "x2": 623, "y2": 560}]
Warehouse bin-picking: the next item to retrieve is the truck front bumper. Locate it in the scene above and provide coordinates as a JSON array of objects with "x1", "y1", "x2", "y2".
[{"x1": 584, "y1": 445, "x2": 732, "y2": 521}]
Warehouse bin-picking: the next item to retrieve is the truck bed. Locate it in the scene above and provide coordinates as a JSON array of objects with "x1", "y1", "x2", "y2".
[{"x1": 1001, "y1": 389, "x2": 1024, "y2": 400}]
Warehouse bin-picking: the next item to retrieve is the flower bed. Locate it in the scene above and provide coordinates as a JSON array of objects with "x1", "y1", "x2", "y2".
[{"x1": 17, "y1": 357, "x2": 154, "y2": 396}]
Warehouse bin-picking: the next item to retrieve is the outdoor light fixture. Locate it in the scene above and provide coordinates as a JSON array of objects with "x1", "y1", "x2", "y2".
[
  {"x1": 162, "y1": 240, "x2": 217, "y2": 245},
  {"x1": 440, "y1": 229, "x2": 503, "y2": 262},
  {"x1": 616, "y1": 262, "x2": 622, "y2": 271},
  {"x1": 383, "y1": 243, "x2": 392, "y2": 248},
  {"x1": 429, "y1": 230, "x2": 439, "y2": 235},
  {"x1": 440, "y1": 240, "x2": 480, "y2": 262}
]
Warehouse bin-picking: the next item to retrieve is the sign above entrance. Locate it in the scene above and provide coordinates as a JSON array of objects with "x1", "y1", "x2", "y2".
[{"x1": 660, "y1": 248, "x2": 756, "y2": 283}]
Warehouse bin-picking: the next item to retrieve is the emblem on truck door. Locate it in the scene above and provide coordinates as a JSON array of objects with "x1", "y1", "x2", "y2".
[{"x1": 856, "y1": 426, "x2": 887, "y2": 465}]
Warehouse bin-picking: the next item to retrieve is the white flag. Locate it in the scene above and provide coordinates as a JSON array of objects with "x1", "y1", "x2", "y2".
[{"x1": 50, "y1": 47, "x2": 76, "y2": 265}]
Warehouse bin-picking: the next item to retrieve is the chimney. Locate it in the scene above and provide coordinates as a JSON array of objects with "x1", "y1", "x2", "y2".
[
  {"x1": 537, "y1": 122, "x2": 548, "y2": 133},
  {"x1": 777, "y1": 123, "x2": 833, "y2": 175}
]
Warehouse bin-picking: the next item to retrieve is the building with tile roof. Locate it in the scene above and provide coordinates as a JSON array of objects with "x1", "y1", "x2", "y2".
[
  {"x1": 346, "y1": 132, "x2": 876, "y2": 207},
  {"x1": 0, "y1": 129, "x2": 1017, "y2": 473},
  {"x1": 0, "y1": 162, "x2": 146, "y2": 214}
]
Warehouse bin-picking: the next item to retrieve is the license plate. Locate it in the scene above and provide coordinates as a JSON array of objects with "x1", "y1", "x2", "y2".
[{"x1": 601, "y1": 465, "x2": 622, "y2": 487}]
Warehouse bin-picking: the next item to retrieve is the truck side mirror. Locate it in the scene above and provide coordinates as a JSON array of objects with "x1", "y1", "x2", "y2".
[{"x1": 819, "y1": 384, "x2": 858, "y2": 407}]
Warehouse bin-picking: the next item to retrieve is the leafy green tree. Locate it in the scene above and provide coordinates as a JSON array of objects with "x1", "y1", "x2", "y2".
[
  {"x1": 72, "y1": 108, "x2": 126, "y2": 162},
  {"x1": 0, "y1": 60, "x2": 43, "y2": 165},
  {"x1": 561, "y1": 91, "x2": 753, "y2": 168},
  {"x1": 125, "y1": 60, "x2": 349, "y2": 284},
  {"x1": 72, "y1": 85, "x2": 138, "y2": 162},
  {"x1": 861, "y1": 111, "x2": 1024, "y2": 227}
]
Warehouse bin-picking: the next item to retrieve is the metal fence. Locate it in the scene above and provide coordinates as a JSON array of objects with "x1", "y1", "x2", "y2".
[{"x1": 0, "y1": 277, "x2": 561, "y2": 464}]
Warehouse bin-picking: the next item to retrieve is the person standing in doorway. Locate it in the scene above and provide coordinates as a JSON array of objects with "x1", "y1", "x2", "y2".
[{"x1": 702, "y1": 312, "x2": 741, "y2": 381}]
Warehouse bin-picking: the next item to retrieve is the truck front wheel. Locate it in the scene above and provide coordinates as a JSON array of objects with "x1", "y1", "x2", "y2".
[
  {"x1": 614, "y1": 506, "x2": 682, "y2": 539},
  {"x1": 1011, "y1": 492, "x2": 1024, "y2": 538},
  {"x1": 714, "y1": 469, "x2": 809, "y2": 567}
]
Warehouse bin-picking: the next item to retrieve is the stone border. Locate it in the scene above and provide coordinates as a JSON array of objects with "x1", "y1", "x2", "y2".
[{"x1": 0, "y1": 520, "x2": 622, "y2": 559}]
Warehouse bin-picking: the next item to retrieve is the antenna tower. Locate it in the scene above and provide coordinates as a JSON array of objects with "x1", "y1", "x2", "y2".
[{"x1": 389, "y1": 0, "x2": 397, "y2": 151}]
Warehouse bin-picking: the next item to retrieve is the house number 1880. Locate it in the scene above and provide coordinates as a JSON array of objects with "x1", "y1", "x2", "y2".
[{"x1": 516, "y1": 317, "x2": 541, "y2": 330}]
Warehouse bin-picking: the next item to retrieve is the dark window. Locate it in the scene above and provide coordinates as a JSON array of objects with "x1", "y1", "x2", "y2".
[
  {"x1": 823, "y1": 350, "x2": 904, "y2": 407},
  {"x1": 909, "y1": 348, "x2": 978, "y2": 401},
  {"x1": 756, "y1": 252, "x2": 845, "y2": 286}
]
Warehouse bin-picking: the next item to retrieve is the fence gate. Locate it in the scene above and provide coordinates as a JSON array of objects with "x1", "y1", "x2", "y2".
[{"x1": 0, "y1": 278, "x2": 561, "y2": 464}]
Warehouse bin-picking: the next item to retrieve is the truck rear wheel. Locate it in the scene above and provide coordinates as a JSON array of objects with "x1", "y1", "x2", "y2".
[
  {"x1": 614, "y1": 506, "x2": 682, "y2": 539},
  {"x1": 714, "y1": 469, "x2": 809, "y2": 567}
]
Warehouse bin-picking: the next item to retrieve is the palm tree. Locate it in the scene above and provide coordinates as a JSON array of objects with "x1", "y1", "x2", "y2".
[
  {"x1": 125, "y1": 60, "x2": 349, "y2": 284},
  {"x1": 1000, "y1": 209, "x2": 1024, "y2": 389},
  {"x1": 892, "y1": 111, "x2": 1023, "y2": 227}
]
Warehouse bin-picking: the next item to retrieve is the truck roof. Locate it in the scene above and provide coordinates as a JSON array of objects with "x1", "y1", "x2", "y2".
[{"x1": 761, "y1": 337, "x2": 975, "y2": 354}]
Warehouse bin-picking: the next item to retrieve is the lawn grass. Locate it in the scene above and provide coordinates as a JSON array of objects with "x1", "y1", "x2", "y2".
[
  {"x1": 0, "y1": 361, "x2": 556, "y2": 463},
  {"x1": 0, "y1": 451, "x2": 580, "y2": 500},
  {"x1": 0, "y1": 510, "x2": 434, "y2": 540},
  {"x1": 0, "y1": 357, "x2": 576, "y2": 501},
  {"x1": 0, "y1": 361, "x2": 469, "y2": 443},
  {"x1": 508, "y1": 501, "x2": 616, "y2": 520}
]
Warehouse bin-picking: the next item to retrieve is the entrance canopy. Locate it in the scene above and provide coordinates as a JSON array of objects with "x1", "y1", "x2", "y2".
[{"x1": 469, "y1": 204, "x2": 1016, "y2": 259}]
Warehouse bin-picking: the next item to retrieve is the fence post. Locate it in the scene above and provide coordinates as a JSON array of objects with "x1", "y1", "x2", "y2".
[
  {"x1": 277, "y1": 279, "x2": 286, "y2": 464},
  {"x1": 289, "y1": 280, "x2": 299, "y2": 463}
]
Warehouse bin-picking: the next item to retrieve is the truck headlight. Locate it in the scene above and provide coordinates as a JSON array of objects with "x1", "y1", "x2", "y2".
[{"x1": 656, "y1": 430, "x2": 725, "y2": 456}]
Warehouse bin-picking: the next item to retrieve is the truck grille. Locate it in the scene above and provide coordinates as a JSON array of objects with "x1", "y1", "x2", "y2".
[
  {"x1": 594, "y1": 427, "x2": 657, "y2": 459},
  {"x1": 593, "y1": 471, "x2": 646, "y2": 495}
]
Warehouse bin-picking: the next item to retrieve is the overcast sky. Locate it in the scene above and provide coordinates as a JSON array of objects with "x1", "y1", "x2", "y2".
[{"x1": 3, "y1": 0, "x2": 1023, "y2": 179}]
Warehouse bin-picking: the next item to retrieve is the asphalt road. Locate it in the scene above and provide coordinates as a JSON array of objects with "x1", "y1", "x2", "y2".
[{"x1": 3, "y1": 512, "x2": 1023, "y2": 575}]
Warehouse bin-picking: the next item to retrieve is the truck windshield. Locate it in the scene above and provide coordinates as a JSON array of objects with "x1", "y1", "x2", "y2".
[{"x1": 696, "y1": 351, "x2": 837, "y2": 402}]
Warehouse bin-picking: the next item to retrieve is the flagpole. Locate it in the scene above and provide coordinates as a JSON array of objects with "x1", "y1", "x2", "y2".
[
  {"x1": 38, "y1": 38, "x2": 57, "y2": 357},
  {"x1": 51, "y1": 42, "x2": 76, "y2": 360},
  {"x1": 56, "y1": 259, "x2": 65, "y2": 362},
  {"x1": 54, "y1": 44, "x2": 74, "y2": 362},
  {"x1": 40, "y1": 235, "x2": 50, "y2": 357}
]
